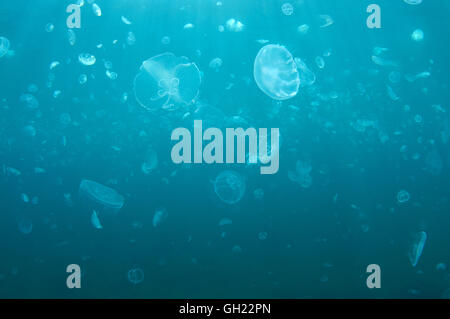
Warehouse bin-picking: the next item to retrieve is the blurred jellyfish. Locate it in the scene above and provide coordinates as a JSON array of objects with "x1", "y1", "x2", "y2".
[
  {"x1": 90, "y1": 210, "x2": 103, "y2": 229},
  {"x1": 133, "y1": 53, "x2": 201, "y2": 111},
  {"x1": 408, "y1": 231, "x2": 427, "y2": 267},
  {"x1": 78, "y1": 53, "x2": 96, "y2": 66},
  {"x1": 67, "y1": 29, "x2": 76, "y2": 46},
  {"x1": 225, "y1": 18, "x2": 244, "y2": 32},
  {"x1": 404, "y1": 0, "x2": 422, "y2": 4},
  {"x1": 281, "y1": 3, "x2": 294, "y2": 16},
  {"x1": 411, "y1": 29, "x2": 424, "y2": 42},
  {"x1": 258, "y1": 232, "x2": 268, "y2": 240},
  {"x1": 294, "y1": 57, "x2": 316, "y2": 86},
  {"x1": 92, "y1": 3, "x2": 101, "y2": 16},
  {"x1": 127, "y1": 267, "x2": 144, "y2": 285},
  {"x1": 0, "y1": 36, "x2": 10, "y2": 58},
  {"x1": 397, "y1": 190, "x2": 410, "y2": 203},
  {"x1": 18, "y1": 218, "x2": 33, "y2": 234},
  {"x1": 153, "y1": 208, "x2": 168, "y2": 227},
  {"x1": 297, "y1": 24, "x2": 310, "y2": 34},
  {"x1": 288, "y1": 160, "x2": 313, "y2": 188},
  {"x1": 161, "y1": 36, "x2": 170, "y2": 45},
  {"x1": 141, "y1": 148, "x2": 158, "y2": 174},
  {"x1": 45, "y1": 23, "x2": 54, "y2": 33},
  {"x1": 209, "y1": 57, "x2": 223, "y2": 71},
  {"x1": 213, "y1": 170, "x2": 246, "y2": 204},
  {"x1": 315, "y1": 56, "x2": 325, "y2": 69},
  {"x1": 319, "y1": 15, "x2": 334, "y2": 28},
  {"x1": 254, "y1": 44, "x2": 300, "y2": 100}
]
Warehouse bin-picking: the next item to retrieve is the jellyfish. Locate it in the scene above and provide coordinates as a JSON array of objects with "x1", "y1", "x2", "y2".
[
  {"x1": 408, "y1": 231, "x2": 427, "y2": 267},
  {"x1": 127, "y1": 267, "x2": 144, "y2": 285},
  {"x1": 18, "y1": 218, "x2": 33, "y2": 234},
  {"x1": 294, "y1": 58, "x2": 316, "y2": 86},
  {"x1": 78, "y1": 179, "x2": 124, "y2": 214},
  {"x1": 213, "y1": 171, "x2": 246, "y2": 205},
  {"x1": 0, "y1": 37, "x2": 10, "y2": 58},
  {"x1": 253, "y1": 44, "x2": 300, "y2": 100},
  {"x1": 133, "y1": 52, "x2": 201, "y2": 111}
]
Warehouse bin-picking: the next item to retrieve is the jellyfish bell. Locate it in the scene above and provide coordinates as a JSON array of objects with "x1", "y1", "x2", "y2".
[
  {"x1": 133, "y1": 52, "x2": 201, "y2": 111},
  {"x1": 253, "y1": 44, "x2": 300, "y2": 100},
  {"x1": 78, "y1": 179, "x2": 125, "y2": 215},
  {"x1": 212, "y1": 170, "x2": 246, "y2": 205}
]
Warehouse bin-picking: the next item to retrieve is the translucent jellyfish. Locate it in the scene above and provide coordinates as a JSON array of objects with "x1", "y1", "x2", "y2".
[
  {"x1": 45, "y1": 23, "x2": 54, "y2": 33},
  {"x1": 92, "y1": 3, "x2": 101, "y2": 16},
  {"x1": 0, "y1": 37, "x2": 10, "y2": 58},
  {"x1": 315, "y1": 56, "x2": 325, "y2": 69},
  {"x1": 18, "y1": 218, "x2": 33, "y2": 234},
  {"x1": 258, "y1": 232, "x2": 268, "y2": 240},
  {"x1": 209, "y1": 57, "x2": 223, "y2": 71},
  {"x1": 121, "y1": 16, "x2": 132, "y2": 25},
  {"x1": 388, "y1": 71, "x2": 401, "y2": 83},
  {"x1": 20, "y1": 93, "x2": 39, "y2": 109},
  {"x1": 294, "y1": 58, "x2": 316, "y2": 86},
  {"x1": 397, "y1": 190, "x2": 410, "y2": 203},
  {"x1": 404, "y1": 0, "x2": 422, "y2": 5},
  {"x1": 78, "y1": 179, "x2": 125, "y2": 213},
  {"x1": 411, "y1": 29, "x2": 424, "y2": 42},
  {"x1": 127, "y1": 267, "x2": 144, "y2": 285},
  {"x1": 79, "y1": 74, "x2": 87, "y2": 84},
  {"x1": 408, "y1": 231, "x2": 427, "y2": 267},
  {"x1": 133, "y1": 52, "x2": 201, "y2": 111},
  {"x1": 281, "y1": 3, "x2": 294, "y2": 16},
  {"x1": 213, "y1": 170, "x2": 246, "y2": 205},
  {"x1": 78, "y1": 53, "x2": 96, "y2": 66},
  {"x1": 253, "y1": 44, "x2": 300, "y2": 100},
  {"x1": 152, "y1": 208, "x2": 168, "y2": 227},
  {"x1": 319, "y1": 14, "x2": 334, "y2": 28},
  {"x1": 219, "y1": 217, "x2": 232, "y2": 227},
  {"x1": 90, "y1": 210, "x2": 103, "y2": 229},
  {"x1": 297, "y1": 24, "x2": 310, "y2": 34},
  {"x1": 141, "y1": 148, "x2": 158, "y2": 174},
  {"x1": 67, "y1": 29, "x2": 76, "y2": 46},
  {"x1": 161, "y1": 36, "x2": 170, "y2": 45},
  {"x1": 288, "y1": 160, "x2": 313, "y2": 188},
  {"x1": 225, "y1": 18, "x2": 244, "y2": 32}
]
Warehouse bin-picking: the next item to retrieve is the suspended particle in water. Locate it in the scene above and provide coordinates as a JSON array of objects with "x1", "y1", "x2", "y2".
[{"x1": 397, "y1": 190, "x2": 410, "y2": 203}]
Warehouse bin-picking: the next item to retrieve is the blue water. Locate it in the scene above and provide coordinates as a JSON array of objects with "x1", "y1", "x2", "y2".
[{"x1": 0, "y1": 0, "x2": 449, "y2": 298}]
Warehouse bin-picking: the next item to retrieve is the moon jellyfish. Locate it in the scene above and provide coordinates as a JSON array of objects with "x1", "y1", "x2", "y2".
[
  {"x1": 78, "y1": 53, "x2": 96, "y2": 66},
  {"x1": 404, "y1": 0, "x2": 422, "y2": 5},
  {"x1": 213, "y1": 170, "x2": 246, "y2": 205},
  {"x1": 411, "y1": 29, "x2": 424, "y2": 42},
  {"x1": 18, "y1": 218, "x2": 33, "y2": 234},
  {"x1": 90, "y1": 210, "x2": 103, "y2": 229},
  {"x1": 294, "y1": 57, "x2": 316, "y2": 86},
  {"x1": 253, "y1": 44, "x2": 300, "y2": 100},
  {"x1": 127, "y1": 267, "x2": 144, "y2": 285},
  {"x1": 133, "y1": 52, "x2": 201, "y2": 111},
  {"x1": 281, "y1": 3, "x2": 294, "y2": 16},
  {"x1": 397, "y1": 189, "x2": 410, "y2": 203},
  {"x1": 288, "y1": 160, "x2": 313, "y2": 188},
  {"x1": 78, "y1": 179, "x2": 125, "y2": 213},
  {"x1": 408, "y1": 231, "x2": 427, "y2": 267},
  {"x1": 0, "y1": 37, "x2": 10, "y2": 58},
  {"x1": 152, "y1": 208, "x2": 168, "y2": 227}
]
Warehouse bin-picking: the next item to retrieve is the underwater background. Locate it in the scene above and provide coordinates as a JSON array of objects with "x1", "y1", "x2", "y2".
[{"x1": 0, "y1": 0, "x2": 449, "y2": 298}]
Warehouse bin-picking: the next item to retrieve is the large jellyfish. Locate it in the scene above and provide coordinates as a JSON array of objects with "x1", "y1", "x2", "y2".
[
  {"x1": 78, "y1": 179, "x2": 125, "y2": 214},
  {"x1": 133, "y1": 52, "x2": 201, "y2": 111},
  {"x1": 253, "y1": 44, "x2": 300, "y2": 100}
]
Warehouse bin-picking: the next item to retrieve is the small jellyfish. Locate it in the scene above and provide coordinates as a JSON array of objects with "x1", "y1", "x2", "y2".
[
  {"x1": 141, "y1": 148, "x2": 158, "y2": 174},
  {"x1": 411, "y1": 29, "x2": 424, "y2": 42},
  {"x1": 133, "y1": 52, "x2": 201, "y2": 111},
  {"x1": 319, "y1": 14, "x2": 334, "y2": 28},
  {"x1": 225, "y1": 18, "x2": 244, "y2": 32},
  {"x1": 388, "y1": 71, "x2": 401, "y2": 83},
  {"x1": 79, "y1": 74, "x2": 88, "y2": 84},
  {"x1": 213, "y1": 170, "x2": 246, "y2": 205},
  {"x1": 209, "y1": 57, "x2": 223, "y2": 71},
  {"x1": 253, "y1": 188, "x2": 264, "y2": 200},
  {"x1": 67, "y1": 29, "x2": 76, "y2": 46},
  {"x1": 18, "y1": 218, "x2": 33, "y2": 234},
  {"x1": 161, "y1": 36, "x2": 170, "y2": 45},
  {"x1": 0, "y1": 36, "x2": 10, "y2": 58},
  {"x1": 408, "y1": 231, "x2": 427, "y2": 267},
  {"x1": 404, "y1": 0, "x2": 422, "y2": 5},
  {"x1": 127, "y1": 267, "x2": 144, "y2": 285},
  {"x1": 152, "y1": 208, "x2": 168, "y2": 227},
  {"x1": 78, "y1": 53, "x2": 96, "y2": 66},
  {"x1": 297, "y1": 24, "x2": 310, "y2": 34},
  {"x1": 253, "y1": 44, "x2": 300, "y2": 100},
  {"x1": 315, "y1": 56, "x2": 325, "y2": 69},
  {"x1": 78, "y1": 179, "x2": 125, "y2": 213},
  {"x1": 45, "y1": 23, "x2": 54, "y2": 33},
  {"x1": 219, "y1": 217, "x2": 232, "y2": 227},
  {"x1": 126, "y1": 31, "x2": 136, "y2": 46},
  {"x1": 294, "y1": 57, "x2": 316, "y2": 86},
  {"x1": 92, "y1": 3, "x2": 102, "y2": 16},
  {"x1": 281, "y1": 3, "x2": 294, "y2": 16},
  {"x1": 397, "y1": 190, "x2": 410, "y2": 203},
  {"x1": 258, "y1": 232, "x2": 268, "y2": 240}
]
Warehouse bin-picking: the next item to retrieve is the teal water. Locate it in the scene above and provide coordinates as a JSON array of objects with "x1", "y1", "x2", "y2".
[{"x1": 0, "y1": 0, "x2": 449, "y2": 298}]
